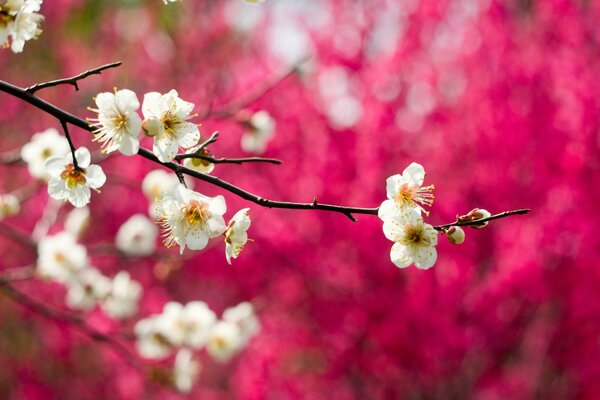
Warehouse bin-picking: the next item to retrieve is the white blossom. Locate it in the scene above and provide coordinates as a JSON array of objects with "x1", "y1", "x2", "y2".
[
  {"x1": 1, "y1": 0, "x2": 44, "y2": 53},
  {"x1": 64, "y1": 206, "x2": 90, "y2": 239},
  {"x1": 135, "y1": 314, "x2": 176, "y2": 360},
  {"x1": 173, "y1": 349, "x2": 200, "y2": 394},
  {"x1": 378, "y1": 162, "x2": 434, "y2": 220},
  {"x1": 88, "y1": 89, "x2": 142, "y2": 156},
  {"x1": 206, "y1": 320, "x2": 244, "y2": 362},
  {"x1": 157, "y1": 184, "x2": 227, "y2": 254},
  {"x1": 224, "y1": 208, "x2": 251, "y2": 264},
  {"x1": 141, "y1": 169, "x2": 180, "y2": 201},
  {"x1": 20, "y1": 128, "x2": 70, "y2": 180},
  {"x1": 382, "y1": 208, "x2": 438, "y2": 270},
  {"x1": 101, "y1": 271, "x2": 143, "y2": 319},
  {"x1": 45, "y1": 147, "x2": 106, "y2": 208},
  {"x1": 142, "y1": 90, "x2": 200, "y2": 162},
  {"x1": 37, "y1": 231, "x2": 88, "y2": 283},
  {"x1": 0, "y1": 194, "x2": 20, "y2": 219},
  {"x1": 222, "y1": 301, "x2": 259, "y2": 346},
  {"x1": 115, "y1": 214, "x2": 158, "y2": 257},
  {"x1": 65, "y1": 267, "x2": 111, "y2": 312},
  {"x1": 182, "y1": 145, "x2": 214, "y2": 174},
  {"x1": 446, "y1": 226, "x2": 465, "y2": 245},
  {"x1": 241, "y1": 110, "x2": 275, "y2": 154},
  {"x1": 158, "y1": 301, "x2": 217, "y2": 349}
]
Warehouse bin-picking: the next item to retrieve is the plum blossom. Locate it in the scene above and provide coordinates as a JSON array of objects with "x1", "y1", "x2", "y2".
[
  {"x1": 158, "y1": 301, "x2": 217, "y2": 349},
  {"x1": 135, "y1": 314, "x2": 176, "y2": 360},
  {"x1": 378, "y1": 162, "x2": 434, "y2": 220},
  {"x1": 156, "y1": 184, "x2": 227, "y2": 254},
  {"x1": 173, "y1": 349, "x2": 200, "y2": 394},
  {"x1": 182, "y1": 145, "x2": 215, "y2": 174},
  {"x1": 65, "y1": 267, "x2": 111, "y2": 312},
  {"x1": 383, "y1": 208, "x2": 438, "y2": 269},
  {"x1": 141, "y1": 169, "x2": 180, "y2": 201},
  {"x1": 0, "y1": 0, "x2": 44, "y2": 53},
  {"x1": 45, "y1": 147, "x2": 106, "y2": 208},
  {"x1": 20, "y1": 128, "x2": 70, "y2": 180},
  {"x1": 101, "y1": 271, "x2": 143, "y2": 319},
  {"x1": 37, "y1": 231, "x2": 88, "y2": 283},
  {"x1": 445, "y1": 226, "x2": 465, "y2": 245},
  {"x1": 222, "y1": 301, "x2": 260, "y2": 346},
  {"x1": 0, "y1": 194, "x2": 20, "y2": 219},
  {"x1": 88, "y1": 89, "x2": 142, "y2": 156},
  {"x1": 240, "y1": 110, "x2": 275, "y2": 154},
  {"x1": 64, "y1": 206, "x2": 90, "y2": 239},
  {"x1": 115, "y1": 214, "x2": 158, "y2": 257},
  {"x1": 224, "y1": 208, "x2": 251, "y2": 264},
  {"x1": 206, "y1": 320, "x2": 244, "y2": 362},
  {"x1": 142, "y1": 90, "x2": 200, "y2": 162}
]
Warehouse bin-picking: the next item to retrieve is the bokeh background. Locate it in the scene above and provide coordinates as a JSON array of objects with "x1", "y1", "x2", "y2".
[{"x1": 1, "y1": 0, "x2": 600, "y2": 398}]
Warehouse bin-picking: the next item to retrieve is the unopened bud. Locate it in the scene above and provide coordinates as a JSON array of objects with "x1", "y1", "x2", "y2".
[
  {"x1": 142, "y1": 117, "x2": 164, "y2": 137},
  {"x1": 446, "y1": 226, "x2": 465, "y2": 244},
  {"x1": 470, "y1": 208, "x2": 491, "y2": 228},
  {"x1": 0, "y1": 194, "x2": 20, "y2": 219}
]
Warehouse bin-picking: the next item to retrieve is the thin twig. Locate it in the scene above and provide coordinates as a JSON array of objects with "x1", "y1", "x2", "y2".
[
  {"x1": 196, "y1": 131, "x2": 219, "y2": 152},
  {"x1": 433, "y1": 209, "x2": 530, "y2": 231},
  {"x1": 0, "y1": 78, "x2": 378, "y2": 221},
  {"x1": 175, "y1": 153, "x2": 283, "y2": 165},
  {"x1": 25, "y1": 62, "x2": 122, "y2": 94},
  {"x1": 60, "y1": 119, "x2": 79, "y2": 170}
]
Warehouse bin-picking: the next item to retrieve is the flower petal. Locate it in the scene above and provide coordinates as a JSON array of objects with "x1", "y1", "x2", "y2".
[
  {"x1": 68, "y1": 185, "x2": 91, "y2": 208},
  {"x1": 412, "y1": 245, "x2": 437, "y2": 270},
  {"x1": 402, "y1": 162, "x2": 425, "y2": 186},
  {"x1": 74, "y1": 147, "x2": 91, "y2": 168},
  {"x1": 85, "y1": 165, "x2": 107, "y2": 189},
  {"x1": 390, "y1": 242, "x2": 412, "y2": 268},
  {"x1": 142, "y1": 92, "x2": 162, "y2": 119}
]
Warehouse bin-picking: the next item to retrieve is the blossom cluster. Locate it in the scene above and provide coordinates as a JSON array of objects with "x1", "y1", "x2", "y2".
[
  {"x1": 0, "y1": 0, "x2": 43, "y2": 53},
  {"x1": 135, "y1": 301, "x2": 259, "y2": 392}
]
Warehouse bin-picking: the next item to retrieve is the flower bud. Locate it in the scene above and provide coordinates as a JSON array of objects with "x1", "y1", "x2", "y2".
[
  {"x1": 446, "y1": 226, "x2": 465, "y2": 245},
  {"x1": 469, "y1": 208, "x2": 491, "y2": 228},
  {"x1": 142, "y1": 117, "x2": 164, "y2": 137},
  {"x1": 0, "y1": 194, "x2": 20, "y2": 219}
]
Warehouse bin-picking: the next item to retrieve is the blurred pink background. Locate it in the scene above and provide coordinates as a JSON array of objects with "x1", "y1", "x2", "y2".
[{"x1": 1, "y1": 0, "x2": 599, "y2": 398}]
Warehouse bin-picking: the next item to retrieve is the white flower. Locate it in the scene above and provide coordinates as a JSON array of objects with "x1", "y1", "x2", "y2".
[
  {"x1": 222, "y1": 301, "x2": 259, "y2": 345},
  {"x1": 20, "y1": 128, "x2": 70, "y2": 180},
  {"x1": 45, "y1": 147, "x2": 106, "y2": 208},
  {"x1": 206, "y1": 320, "x2": 243, "y2": 362},
  {"x1": 173, "y1": 349, "x2": 200, "y2": 394},
  {"x1": 382, "y1": 208, "x2": 438, "y2": 270},
  {"x1": 378, "y1": 162, "x2": 434, "y2": 220},
  {"x1": 101, "y1": 271, "x2": 143, "y2": 319},
  {"x1": 0, "y1": 194, "x2": 20, "y2": 219},
  {"x1": 135, "y1": 314, "x2": 176, "y2": 360},
  {"x1": 88, "y1": 89, "x2": 142, "y2": 156},
  {"x1": 4, "y1": 0, "x2": 44, "y2": 53},
  {"x1": 158, "y1": 301, "x2": 217, "y2": 349},
  {"x1": 37, "y1": 231, "x2": 88, "y2": 283},
  {"x1": 115, "y1": 214, "x2": 158, "y2": 257},
  {"x1": 64, "y1": 206, "x2": 90, "y2": 239},
  {"x1": 182, "y1": 145, "x2": 214, "y2": 174},
  {"x1": 241, "y1": 110, "x2": 275, "y2": 154},
  {"x1": 142, "y1": 90, "x2": 200, "y2": 162},
  {"x1": 157, "y1": 184, "x2": 227, "y2": 254},
  {"x1": 141, "y1": 169, "x2": 180, "y2": 201},
  {"x1": 445, "y1": 226, "x2": 465, "y2": 245},
  {"x1": 65, "y1": 267, "x2": 111, "y2": 312},
  {"x1": 224, "y1": 208, "x2": 251, "y2": 264}
]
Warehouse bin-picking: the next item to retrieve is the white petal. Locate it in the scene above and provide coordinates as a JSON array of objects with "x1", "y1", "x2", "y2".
[
  {"x1": 142, "y1": 92, "x2": 162, "y2": 119},
  {"x1": 402, "y1": 162, "x2": 425, "y2": 186},
  {"x1": 385, "y1": 174, "x2": 402, "y2": 200},
  {"x1": 207, "y1": 215, "x2": 227, "y2": 238},
  {"x1": 153, "y1": 136, "x2": 179, "y2": 163},
  {"x1": 85, "y1": 165, "x2": 106, "y2": 189},
  {"x1": 74, "y1": 148, "x2": 91, "y2": 168},
  {"x1": 115, "y1": 89, "x2": 140, "y2": 112},
  {"x1": 412, "y1": 245, "x2": 437, "y2": 270},
  {"x1": 47, "y1": 178, "x2": 69, "y2": 201},
  {"x1": 209, "y1": 195, "x2": 227, "y2": 215},
  {"x1": 68, "y1": 185, "x2": 91, "y2": 208},
  {"x1": 45, "y1": 156, "x2": 65, "y2": 177},
  {"x1": 390, "y1": 242, "x2": 412, "y2": 268},
  {"x1": 175, "y1": 122, "x2": 200, "y2": 149},
  {"x1": 118, "y1": 135, "x2": 140, "y2": 156},
  {"x1": 185, "y1": 228, "x2": 209, "y2": 250},
  {"x1": 382, "y1": 218, "x2": 404, "y2": 242},
  {"x1": 95, "y1": 92, "x2": 116, "y2": 112}
]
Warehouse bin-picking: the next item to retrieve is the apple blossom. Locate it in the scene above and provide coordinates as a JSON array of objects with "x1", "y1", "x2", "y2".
[
  {"x1": 20, "y1": 128, "x2": 70, "y2": 180},
  {"x1": 88, "y1": 88, "x2": 142, "y2": 156},
  {"x1": 382, "y1": 208, "x2": 438, "y2": 270},
  {"x1": 142, "y1": 90, "x2": 200, "y2": 162},
  {"x1": 45, "y1": 147, "x2": 106, "y2": 208},
  {"x1": 224, "y1": 208, "x2": 251, "y2": 264},
  {"x1": 157, "y1": 184, "x2": 227, "y2": 254}
]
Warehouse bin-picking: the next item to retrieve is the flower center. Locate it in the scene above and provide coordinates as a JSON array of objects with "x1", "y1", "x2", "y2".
[
  {"x1": 183, "y1": 200, "x2": 210, "y2": 226},
  {"x1": 395, "y1": 183, "x2": 435, "y2": 214},
  {"x1": 60, "y1": 163, "x2": 87, "y2": 189},
  {"x1": 400, "y1": 224, "x2": 430, "y2": 247}
]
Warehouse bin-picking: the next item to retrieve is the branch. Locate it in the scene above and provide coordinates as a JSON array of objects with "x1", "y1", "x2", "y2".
[
  {"x1": 0, "y1": 78, "x2": 378, "y2": 221},
  {"x1": 175, "y1": 153, "x2": 283, "y2": 165},
  {"x1": 25, "y1": 62, "x2": 122, "y2": 94},
  {"x1": 433, "y1": 209, "x2": 530, "y2": 231}
]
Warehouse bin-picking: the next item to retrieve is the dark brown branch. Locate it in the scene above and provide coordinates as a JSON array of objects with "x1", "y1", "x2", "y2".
[
  {"x1": 175, "y1": 153, "x2": 283, "y2": 165},
  {"x1": 60, "y1": 119, "x2": 79, "y2": 170},
  {"x1": 25, "y1": 62, "x2": 122, "y2": 94},
  {"x1": 0, "y1": 78, "x2": 378, "y2": 221},
  {"x1": 433, "y1": 209, "x2": 530, "y2": 231}
]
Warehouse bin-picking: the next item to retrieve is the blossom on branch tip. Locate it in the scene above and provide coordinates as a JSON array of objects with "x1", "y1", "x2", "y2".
[
  {"x1": 45, "y1": 147, "x2": 106, "y2": 208},
  {"x1": 224, "y1": 208, "x2": 251, "y2": 264},
  {"x1": 142, "y1": 90, "x2": 200, "y2": 162},
  {"x1": 378, "y1": 162, "x2": 434, "y2": 220},
  {"x1": 156, "y1": 184, "x2": 227, "y2": 254},
  {"x1": 383, "y1": 208, "x2": 438, "y2": 269},
  {"x1": 88, "y1": 88, "x2": 142, "y2": 156},
  {"x1": 240, "y1": 110, "x2": 275, "y2": 154},
  {"x1": 20, "y1": 128, "x2": 70, "y2": 180}
]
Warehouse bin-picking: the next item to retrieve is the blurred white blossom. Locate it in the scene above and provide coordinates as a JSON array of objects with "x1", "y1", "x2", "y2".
[
  {"x1": 224, "y1": 208, "x2": 251, "y2": 264},
  {"x1": 37, "y1": 231, "x2": 88, "y2": 283},
  {"x1": 115, "y1": 214, "x2": 158, "y2": 257},
  {"x1": 101, "y1": 271, "x2": 143, "y2": 319},
  {"x1": 0, "y1": 194, "x2": 20, "y2": 219},
  {"x1": 20, "y1": 128, "x2": 70, "y2": 180}
]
